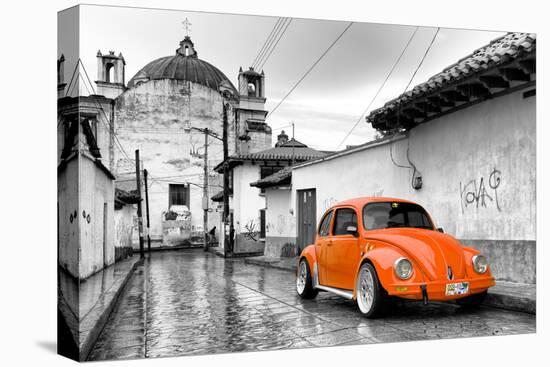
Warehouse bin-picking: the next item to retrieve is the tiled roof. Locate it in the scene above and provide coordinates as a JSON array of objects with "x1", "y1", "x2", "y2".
[
  {"x1": 214, "y1": 144, "x2": 327, "y2": 172},
  {"x1": 367, "y1": 32, "x2": 536, "y2": 131},
  {"x1": 238, "y1": 146, "x2": 326, "y2": 161},
  {"x1": 280, "y1": 138, "x2": 307, "y2": 148},
  {"x1": 250, "y1": 166, "x2": 292, "y2": 188},
  {"x1": 211, "y1": 190, "x2": 224, "y2": 202},
  {"x1": 115, "y1": 187, "x2": 140, "y2": 203}
]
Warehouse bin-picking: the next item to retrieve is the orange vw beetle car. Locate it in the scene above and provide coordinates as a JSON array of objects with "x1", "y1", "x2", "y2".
[{"x1": 296, "y1": 197, "x2": 495, "y2": 318}]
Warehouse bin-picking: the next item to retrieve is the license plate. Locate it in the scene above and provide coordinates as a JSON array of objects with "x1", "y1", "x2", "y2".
[{"x1": 446, "y1": 282, "x2": 469, "y2": 296}]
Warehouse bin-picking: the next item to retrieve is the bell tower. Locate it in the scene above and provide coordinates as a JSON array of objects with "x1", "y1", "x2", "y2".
[
  {"x1": 95, "y1": 50, "x2": 126, "y2": 99},
  {"x1": 236, "y1": 67, "x2": 271, "y2": 154}
]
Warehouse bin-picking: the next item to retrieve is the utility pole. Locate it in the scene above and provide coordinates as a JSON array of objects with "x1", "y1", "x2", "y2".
[
  {"x1": 291, "y1": 121, "x2": 295, "y2": 166},
  {"x1": 222, "y1": 102, "x2": 231, "y2": 257},
  {"x1": 202, "y1": 129, "x2": 209, "y2": 252},
  {"x1": 218, "y1": 80, "x2": 234, "y2": 258},
  {"x1": 143, "y1": 169, "x2": 151, "y2": 253},
  {"x1": 135, "y1": 149, "x2": 144, "y2": 258}
]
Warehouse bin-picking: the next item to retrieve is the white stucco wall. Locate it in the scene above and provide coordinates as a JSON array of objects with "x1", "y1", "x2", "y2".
[
  {"x1": 292, "y1": 88, "x2": 535, "y2": 242},
  {"x1": 58, "y1": 156, "x2": 80, "y2": 277},
  {"x1": 265, "y1": 188, "x2": 295, "y2": 239},
  {"x1": 233, "y1": 164, "x2": 263, "y2": 234},
  {"x1": 79, "y1": 154, "x2": 115, "y2": 279}
]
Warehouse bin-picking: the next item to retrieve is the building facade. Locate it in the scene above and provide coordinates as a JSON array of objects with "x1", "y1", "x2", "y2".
[
  {"x1": 216, "y1": 133, "x2": 327, "y2": 255},
  {"x1": 288, "y1": 32, "x2": 536, "y2": 284}
]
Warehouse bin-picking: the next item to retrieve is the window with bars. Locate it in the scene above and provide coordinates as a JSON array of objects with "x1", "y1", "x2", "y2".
[{"x1": 168, "y1": 184, "x2": 189, "y2": 207}]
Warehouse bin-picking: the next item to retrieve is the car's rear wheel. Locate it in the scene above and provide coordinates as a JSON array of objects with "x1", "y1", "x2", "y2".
[
  {"x1": 456, "y1": 290, "x2": 487, "y2": 308},
  {"x1": 296, "y1": 259, "x2": 318, "y2": 299},
  {"x1": 356, "y1": 262, "x2": 387, "y2": 318}
]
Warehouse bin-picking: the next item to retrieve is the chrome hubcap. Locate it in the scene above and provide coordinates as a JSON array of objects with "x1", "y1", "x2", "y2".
[
  {"x1": 357, "y1": 267, "x2": 375, "y2": 313},
  {"x1": 296, "y1": 261, "x2": 307, "y2": 294}
]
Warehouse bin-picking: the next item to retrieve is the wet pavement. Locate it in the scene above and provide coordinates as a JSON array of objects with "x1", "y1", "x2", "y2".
[{"x1": 88, "y1": 249, "x2": 536, "y2": 361}]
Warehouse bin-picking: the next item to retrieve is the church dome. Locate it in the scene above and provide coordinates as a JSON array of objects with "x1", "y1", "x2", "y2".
[{"x1": 127, "y1": 36, "x2": 237, "y2": 94}]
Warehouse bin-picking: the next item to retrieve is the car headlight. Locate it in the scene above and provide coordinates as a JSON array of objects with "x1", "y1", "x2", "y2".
[
  {"x1": 394, "y1": 257, "x2": 413, "y2": 280},
  {"x1": 472, "y1": 255, "x2": 488, "y2": 274}
]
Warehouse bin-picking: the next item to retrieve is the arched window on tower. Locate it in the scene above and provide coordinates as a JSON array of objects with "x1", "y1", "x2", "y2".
[
  {"x1": 247, "y1": 82, "x2": 256, "y2": 97},
  {"x1": 185, "y1": 46, "x2": 190, "y2": 56},
  {"x1": 105, "y1": 63, "x2": 114, "y2": 83}
]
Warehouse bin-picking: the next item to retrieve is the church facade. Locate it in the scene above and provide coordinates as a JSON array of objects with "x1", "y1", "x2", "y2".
[{"x1": 58, "y1": 34, "x2": 273, "y2": 249}]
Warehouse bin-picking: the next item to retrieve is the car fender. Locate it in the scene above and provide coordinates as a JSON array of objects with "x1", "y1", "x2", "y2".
[
  {"x1": 461, "y1": 246, "x2": 494, "y2": 279},
  {"x1": 298, "y1": 244, "x2": 317, "y2": 276},
  {"x1": 352, "y1": 242, "x2": 415, "y2": 298}
]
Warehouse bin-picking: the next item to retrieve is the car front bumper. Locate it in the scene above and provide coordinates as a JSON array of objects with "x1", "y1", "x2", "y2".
[{"x1": 386, "y1": 276, "x2": 495, "y2": 301}]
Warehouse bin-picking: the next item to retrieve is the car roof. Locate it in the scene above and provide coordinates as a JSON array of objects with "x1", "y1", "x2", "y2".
[{"x1": 328, "y1": 196, "x2": 418, "y2": 211}]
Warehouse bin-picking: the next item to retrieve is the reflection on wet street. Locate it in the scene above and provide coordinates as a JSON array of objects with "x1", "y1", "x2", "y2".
[{"x1": 88, "y1": 249, "x2": 535, "y2": 361}]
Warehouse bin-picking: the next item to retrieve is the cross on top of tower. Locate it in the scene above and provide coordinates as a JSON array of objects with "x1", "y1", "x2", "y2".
[{"x1": 182, "y1": 18, "x2": 192, "y2": 37}]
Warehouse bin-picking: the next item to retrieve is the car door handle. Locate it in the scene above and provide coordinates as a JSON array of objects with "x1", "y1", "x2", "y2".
[{"x1": 327, "y1": 241, "x2": 333, "y2": 246}]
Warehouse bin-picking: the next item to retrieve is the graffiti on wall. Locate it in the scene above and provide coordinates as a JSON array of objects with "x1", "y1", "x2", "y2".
[
  {"x1": 276, "y1": 214, "x2": 286, "y2": 235},
  {"x1": 460, "y1": 168, "x2": 502, "y2": 213},
  {"x1": 244, "y1": 220, "x2": 259, "y2": 242},
  {"x1": 322, "y1": 197, "x2": 338, "y2": 211}
]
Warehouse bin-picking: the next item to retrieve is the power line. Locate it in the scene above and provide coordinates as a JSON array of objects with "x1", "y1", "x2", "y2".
[
  {"x1": 402, "y1": 27, "x2": 440, "y2": 94},
  {"x1": 336, "y1": 26, "x2": 419, "y2": 149},
  {"x1": 252, "y1": 17, "x2": 284, "y2": 69},
  {"x1": 271, "y1": 123, "x2": 293, "y2": 132},
  {"x1": 256, "y1": 18, "x2": 293, "y2": 71},
  {"x1": 78, "y1": 73, "x2": 132, "y2": 163},
  {"x1": 266, "y1": 22, "x2": 354, "y2": 121},
  {"x1": 64, "y1": 60, "x2": 80, "y2": 98},
  {"x1": 78, "y1": 59, "x2": 134, "y2": 163}
]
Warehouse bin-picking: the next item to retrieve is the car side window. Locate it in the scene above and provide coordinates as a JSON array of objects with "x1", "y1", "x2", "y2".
[
  {"x1": 318, "y1": 211, "x2": 333, "y2": 237},
  {"x1": 332, "y1": 208, "x2": 357, "y2": 236}
]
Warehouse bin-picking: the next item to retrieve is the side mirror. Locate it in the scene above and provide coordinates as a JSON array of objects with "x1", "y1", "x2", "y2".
[
  {"x1": 346, "y1": 225, "x2": 359, "y2": 237},
  {"x1": 437, "y1": 227, "x2": 444, "y2": 233}
]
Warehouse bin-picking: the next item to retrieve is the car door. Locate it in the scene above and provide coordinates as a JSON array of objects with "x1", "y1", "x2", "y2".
[
  {"x1": 326, "y1": 207, "x2": 360, "y2": 290},
  {"x1": 315, "y1": 209, "x2": 334, "y2": 285}
]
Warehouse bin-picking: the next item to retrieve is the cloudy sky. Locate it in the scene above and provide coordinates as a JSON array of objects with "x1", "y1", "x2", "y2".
[{"x1": 61, "y1": 4, "x2": 506, "y2": 151}]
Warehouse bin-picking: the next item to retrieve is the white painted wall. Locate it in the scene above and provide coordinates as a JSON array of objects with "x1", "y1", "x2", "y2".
[
  {"x1": 58, "y1": 156, "x2": 80, "y2": 277},
  {"x1": 232, "y1": 164, "x2": 263, "y2": 235},
  {"x1": 265, "y1": 188, "x2": 295, "y2": 239},
  {"x1": 292, "y1": 88, "x2": 536, "y2": 242},
  {"x1": 79, "y1": 154, "x2": 115, "y2": 279}
]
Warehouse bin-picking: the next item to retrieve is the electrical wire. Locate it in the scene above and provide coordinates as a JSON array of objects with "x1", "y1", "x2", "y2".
[
  {"x1": 78, "y1": 73, "x2": 133, "y2": 163},
  {"x1": 78, "y1": 60, "x2": 134, "y2": 163},
  {"x1": 252, "y1": 17, "x2": 284, "y2": 69},
  {"x1": 64, "y1": 60, "x2": 80, "y2": 98},
  {"x1": 256, "y1": 18, "x2": 293, "y2": 71},
  {"x1": 266, "y1": 22, "x2": 354, "y2": 121},
  {"x1": 402, "y1": 27, "x2": 440, "y2": 94},
  {"x1": 336, "y1": 26, "x2": 419, "y2": 149},
  {"x1": 388, "y1": 27, "x2": 440, "y2": 189}
]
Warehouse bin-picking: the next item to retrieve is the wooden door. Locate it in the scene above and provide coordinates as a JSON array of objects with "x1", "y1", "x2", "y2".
[{"x1": 297, "y1": 189, "x2": 317, "y2": 253}]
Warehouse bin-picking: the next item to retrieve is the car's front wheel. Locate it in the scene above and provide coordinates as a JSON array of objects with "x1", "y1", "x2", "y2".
[
  {"x1": 356, "y1": 262, "x2": 387, "y2": 318},
  {"x1": 296, "y1": 258, "x2": 318, "y2": 299}
]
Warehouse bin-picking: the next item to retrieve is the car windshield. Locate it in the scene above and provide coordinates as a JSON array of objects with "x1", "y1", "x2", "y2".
[{"x1": 362, "y1": 202, "x2": 434, "y2": 230}]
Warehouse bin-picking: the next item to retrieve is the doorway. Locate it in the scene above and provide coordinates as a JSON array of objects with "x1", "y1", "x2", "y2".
[{"x1": 297, "y1": 188, "x2": 317, "y2": 253}]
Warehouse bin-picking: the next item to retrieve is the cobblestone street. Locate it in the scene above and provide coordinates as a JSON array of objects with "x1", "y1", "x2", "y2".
[{"x1": 88, "y1": 249, "x2": 536, "y2": 361}]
